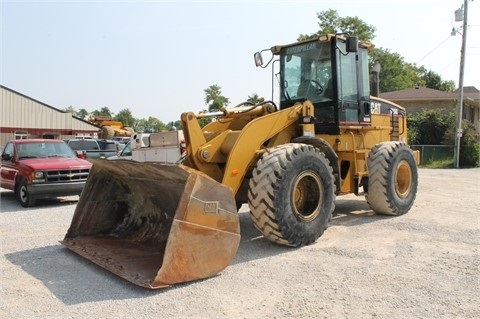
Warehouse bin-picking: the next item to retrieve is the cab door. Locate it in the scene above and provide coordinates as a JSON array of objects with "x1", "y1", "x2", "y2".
[
  {"x1": 0, "y1": 142, "x2": 17, "y2": 190},
  {"x1": 336, "y1": 43, "x2": 371, "y2": 125}
]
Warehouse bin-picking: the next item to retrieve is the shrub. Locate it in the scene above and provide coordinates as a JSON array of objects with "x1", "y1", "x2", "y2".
[
  {"x1": 407, "y1": 109, "x2": 455, "y2": 145},
  {"x1": 444, "y1": 121, "x2": 480, "y2": 167}
]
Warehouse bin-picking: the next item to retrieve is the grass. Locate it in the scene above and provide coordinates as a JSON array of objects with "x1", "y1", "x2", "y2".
[{"x1": 420, "y1": 159, "x2": 454, "y2": 169}]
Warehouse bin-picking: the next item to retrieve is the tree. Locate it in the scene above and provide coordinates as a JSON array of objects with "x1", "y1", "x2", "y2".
[
  {"x1": 301, "y1": 10, "x2": 455, "y2": 93},
  {"x1": 92, "y1": 107, "x2": 113, "y2": 117},
  {"x1": 63, "y1": 106, "x2": 90, "y2": 120},
  {"x1": 77, "y1": 108, "x2": 89, "y2": 120},
  {"x1": 247, "y1": 93, "x2": 263, "y2": 104},
  {"x1": 204, "y1": 85, "x2": 229, "y2": 112},
  {"x1": 298, "y1": 9, "x2": 376, "y2": 42},
  {"x1": 167, "y1": 121, "x2": 182, "y2": 130},
  {"x1": 64, "y1": 106, "x2": 76, "y2": 114},
  {"x1": 114, "y1": 108, "x2": 135, "y2": 127},
  {"x1": 417, "y1": 69, "x2": 456, "y2": 92},
  {"x1": 134, "y1": 116, "x2": 167, "y2": 133},
  {"x1": 370, "y1": 48, "x2": 420, "y2": 92}
]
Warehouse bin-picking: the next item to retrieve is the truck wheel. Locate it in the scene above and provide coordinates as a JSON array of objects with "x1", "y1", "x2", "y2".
[
  {"x1": 291, "y1": 136, "x2": 340, "y2": 193},
  {"x1": 16, "y1": 178, "x2": 36, "y2": 207},
  {"x1": 248, "y1": 143, "x2": 335, "y2": 247},
  {"x1": 101, "y1": 126, "x2": 115, "y2": 139},
  {"x1": 366, "y1": 142, "x2": 418, "y2": 216},
  {"x1": 124, "y1": 127, "x2": 135, "y2": 135}
]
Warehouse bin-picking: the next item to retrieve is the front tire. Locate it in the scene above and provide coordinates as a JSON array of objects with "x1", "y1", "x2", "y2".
[
  {"x1": 16, "y1": 178, "x2": 36, "y2": 207},
  {"x1": 366, "y1": 142, "x2": 418, "y2": 216},
  {"x1": 248, "y1": 143, "x2": 335, "y2": 247}
]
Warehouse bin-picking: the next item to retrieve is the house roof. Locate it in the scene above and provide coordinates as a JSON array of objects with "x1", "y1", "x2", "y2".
[
  {"x1": 454, "y1": 86, "x2": 480, "y2": 102},
  {"x1": 0, "y1": 84, "x2": 98, "y2": 128},
  {"x1": 379, "y1": 86, "x2": 479, "y2": 102}
]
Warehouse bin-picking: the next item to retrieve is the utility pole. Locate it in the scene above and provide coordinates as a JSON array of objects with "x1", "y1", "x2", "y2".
[
  {"x1": 371, "y1": 63, "x2": 381, "y2": 97},
  {"x1": 453, "y1": 0, "x2": 469, "y2": 168}
]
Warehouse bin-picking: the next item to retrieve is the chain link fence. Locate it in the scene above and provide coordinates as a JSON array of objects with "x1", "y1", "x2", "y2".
[{"x1": 410, "y1": 145, "x2": 454, "y2": 166}]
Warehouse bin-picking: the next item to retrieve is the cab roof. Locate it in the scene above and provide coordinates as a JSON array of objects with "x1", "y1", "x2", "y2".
[{"x1": 270, "y1": 34, "x2": 374, "y2": 55}]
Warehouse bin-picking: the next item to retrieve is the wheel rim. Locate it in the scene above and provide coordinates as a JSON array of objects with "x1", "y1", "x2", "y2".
[
  {"x1": 292, "y1": 171, "x2": 322, "y2": 222},
  {"x1": 19, "y1": 185, "x2": 28, "y2": 203},
  {"x1": 395, "y1": 160, "x2": 413, "y2": 199}
]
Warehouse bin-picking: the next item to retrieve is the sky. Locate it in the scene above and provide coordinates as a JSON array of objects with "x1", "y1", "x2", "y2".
[{"x1": 1, "y1": 0, "x2": 479, "y2": 123}]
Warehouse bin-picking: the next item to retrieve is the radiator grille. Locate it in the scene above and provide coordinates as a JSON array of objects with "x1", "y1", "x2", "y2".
[{"x1": 45, "y1": 168, "x2": 90, "y2": 182}]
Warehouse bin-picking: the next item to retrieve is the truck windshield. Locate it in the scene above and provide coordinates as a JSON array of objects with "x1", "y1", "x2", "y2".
[
  {"x1": 68, "y1": 140, "x2": 99, "y2": 151},
  {"x1": 120, "y1": 142, "x2": 132, "y2": 156},
  {"x1": 18, "y1": 142, "x2": 76, "y2": 159},
  {"x1": 280, "y1": 41, "x2": 333, "y2": 104}
]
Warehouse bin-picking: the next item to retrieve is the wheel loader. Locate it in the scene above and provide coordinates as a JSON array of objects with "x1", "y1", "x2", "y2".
[
  {"x1": 88, "y1": 115, "x2": 135, "y2": 139},
  {"x1": 62, "y1": 34, "x2": 419, "y2": 289}
]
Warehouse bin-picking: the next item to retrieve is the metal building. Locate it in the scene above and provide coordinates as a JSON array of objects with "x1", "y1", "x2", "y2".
[{"x1": 0, "y1": 85, "x2": 100, "y2": 146}]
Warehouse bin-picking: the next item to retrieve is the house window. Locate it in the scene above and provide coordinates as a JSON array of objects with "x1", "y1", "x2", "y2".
[
  {"x1": 14, "y1": 131, "x2": 28, "y2": 140},
  {"x1": 42, "y1": 133, "x2": 59, "y2": 139}
]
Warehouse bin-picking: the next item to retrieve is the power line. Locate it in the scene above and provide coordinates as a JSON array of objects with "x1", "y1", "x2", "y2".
[{"x1": 415, "y1": 35, "x2": 452, "y2": 64}]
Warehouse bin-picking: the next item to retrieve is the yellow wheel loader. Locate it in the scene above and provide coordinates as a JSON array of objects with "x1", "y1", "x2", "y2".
[
  {"x1": 62, "y1": 34, "x2": 419, "y2": 289},
  {"x1": 88, "y1": 115, "x2": 135, "y2": 139}
]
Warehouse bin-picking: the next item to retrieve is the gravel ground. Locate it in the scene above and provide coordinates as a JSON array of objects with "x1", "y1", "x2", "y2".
[{"x1": 1, "y1": 168, "x2": 479, "y2": 319}]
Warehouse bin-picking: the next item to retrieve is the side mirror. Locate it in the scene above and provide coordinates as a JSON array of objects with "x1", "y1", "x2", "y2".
[
  {"x1": 1, "y1": 153, "x2": 12, "y2": 161},
  {"x1": 76, "y1": 150, "x2": 87, "y2": 159},
  {"x1": 363, "y1": 101, "x2": 371, "y2": 115},
  {"x1": 254, "y1": 52, "x2": 264, "y2": 67},
  {"x1": 346, "y1": 36, "x2": 358, "y2": 53}
]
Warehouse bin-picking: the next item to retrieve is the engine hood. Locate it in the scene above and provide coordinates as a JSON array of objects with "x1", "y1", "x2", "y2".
[{"x1": 19, "y1": 157, "x2": 92, "y2": 170}]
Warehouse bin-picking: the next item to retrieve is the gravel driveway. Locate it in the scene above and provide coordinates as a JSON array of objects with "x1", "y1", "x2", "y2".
[{"x1": 1, "y1": 168, "x2": 479, "y2": 319}]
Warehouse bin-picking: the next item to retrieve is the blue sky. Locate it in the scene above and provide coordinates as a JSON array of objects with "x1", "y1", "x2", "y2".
[{"x1": 1, "y1": 0, "x2": 479, "y2": 123}]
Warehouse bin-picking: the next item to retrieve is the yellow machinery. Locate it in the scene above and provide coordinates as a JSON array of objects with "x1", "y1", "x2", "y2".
[
  {"x1": 62, "y1": 34, "x2": 419, "y2": 289},
  {"x1": 88, "y1": 115, "x2": 135, "y2": 139}
]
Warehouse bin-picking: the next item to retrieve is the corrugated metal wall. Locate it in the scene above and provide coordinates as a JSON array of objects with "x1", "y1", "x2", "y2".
[{"x1": 0, "y1": 86, "x2": 99, "y2": 146}]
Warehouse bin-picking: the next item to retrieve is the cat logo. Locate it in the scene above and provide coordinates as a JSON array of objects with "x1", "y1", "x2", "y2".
[{"x1": 371, "y1": 102, "x2": 381, "y2": 115}]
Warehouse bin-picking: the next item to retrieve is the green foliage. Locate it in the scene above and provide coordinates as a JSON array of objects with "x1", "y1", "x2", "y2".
[
  {"x1": 370, "y1": 48, "x2": 456, "y2": 93},
  {"x1": 444, "y1": 121, "x2": 480, "y2": 167},
  {"x1": 197, "y1": 110, "x2": 213, "y2": 128},
  {"x1": 64, "y1": 106, "x2": 76, "y2": 114},
  {"x1": 408, "y1": 109, "x2": 478, "y2": 167},
  {"x1": 63, "y1": 106, "x2": 89, "y2": 120},
  {"x1": 416, "y1": 68, "x2": 456, "y2": 92},
  {"x1": 247, "y1": 93, "x2": 262, "y2": 104},
  {"x1": 92, "y1": 107, "x2": 113, "y2": 117},
  {"x1": 370, "y1": 48, "x2": 419, "y2": 92},
  {"x1": 167, "y1": 121, "x2": 182, "y2": 130},
  {"x1": 300, "y1": 10, "x2": 455, "y2": 93},
  {"x1": 114, "y1": 108, "x2": 135, "y2": 127},
  {"x1": 407, "y1": 109, "x2": 455, "y2": 145},
  {"x1": 77, "y1": 108, "x2": 89, "y2": 119},
  {"x1": 423, "y1": 159, "x2": 454, "y2": 169},
  {"x1": 298, "y1": 9, "x2": 376, "y2": 42},
  {"x1": 204, "y1": 84, "x2": 229, "y2": 112},
  {"x1": 133, "y1": 116, "x2": 167, "y2": 133}
]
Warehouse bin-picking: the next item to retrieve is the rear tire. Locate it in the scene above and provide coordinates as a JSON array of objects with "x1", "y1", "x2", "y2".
[
  {"x1": 16, "y1": 178, "x2": 36, "y2": 207},
  {"x1": 366, "y1": 142, "x2": 418, "y2": 216},
  {"x1": 101, "y1": 126, "x2": 115, "y2": 139},
  {"x1": 248, "y1": 143, "x2": 335, "y2": 247}
]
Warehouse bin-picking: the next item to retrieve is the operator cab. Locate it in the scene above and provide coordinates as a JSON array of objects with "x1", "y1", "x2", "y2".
[{"x1": 256, "y1": 34, "x2": 372, "y2": 135}]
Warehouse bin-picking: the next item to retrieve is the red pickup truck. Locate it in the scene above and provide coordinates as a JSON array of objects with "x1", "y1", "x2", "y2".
[{"x1": 0, "y1": 139, "x2": 92, "y2": 207}]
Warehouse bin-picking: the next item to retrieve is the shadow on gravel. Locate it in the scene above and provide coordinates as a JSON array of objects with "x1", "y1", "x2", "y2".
[
  {"x1": 5, "y1": 245, "x2": 157, "y2": 304},
  {"x1": 0, "y1": 190, "x2": 79, "y2": 213},
  {"x1": 330, "y1": 197, "x2": 388, "y2": 227},
  {"x1": 4, "y1": 197, "x2": 388, "y2": 304},
  {"x1": 232, "y1": 197, "x2": 386, "y2": 265}
]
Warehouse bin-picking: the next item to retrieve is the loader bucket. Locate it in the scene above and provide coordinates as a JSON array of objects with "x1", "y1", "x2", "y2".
[{"x1": 61, "y1": 160, "x2": 240, "y2": 289}]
